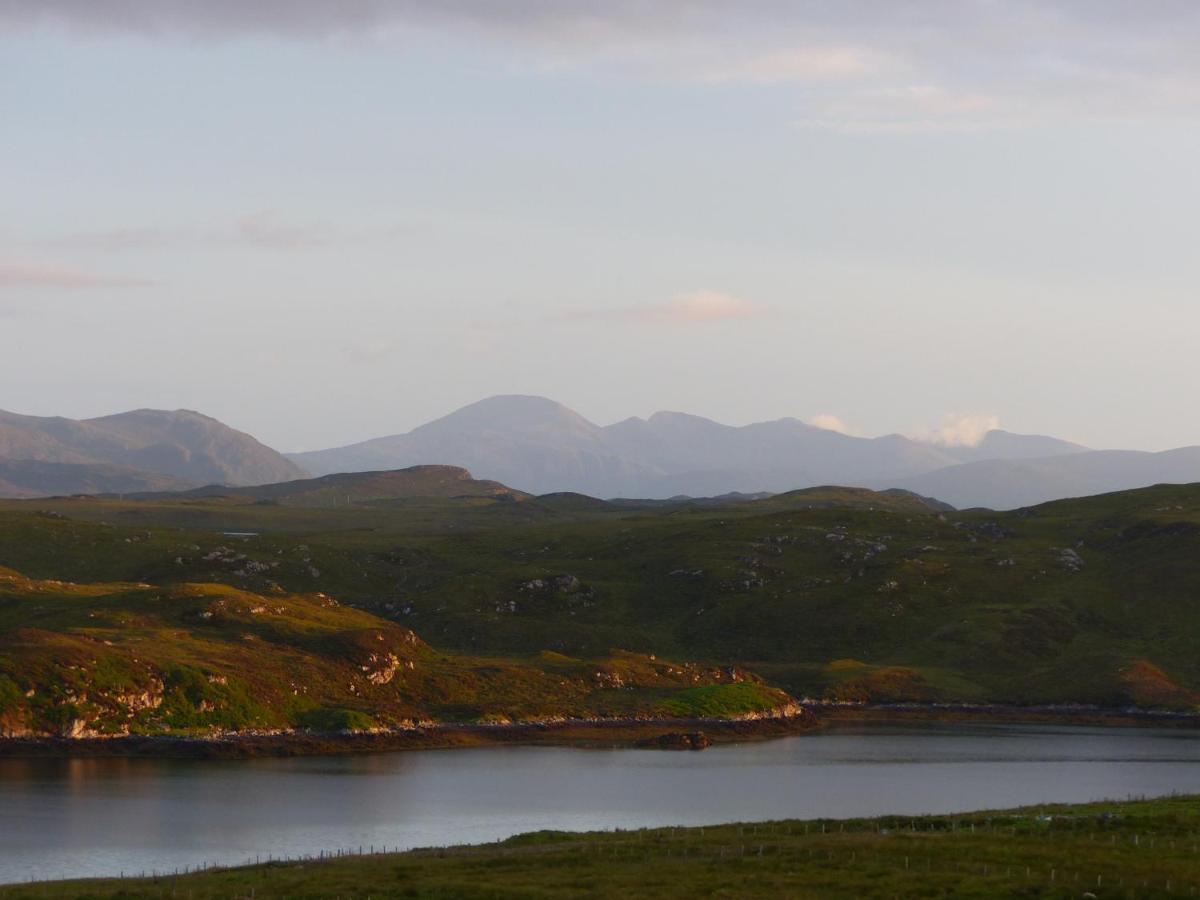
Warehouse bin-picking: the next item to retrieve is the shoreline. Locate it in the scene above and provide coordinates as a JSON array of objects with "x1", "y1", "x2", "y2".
[
  {"x1": 2, "y1": 702, "x2": 1198, "y2": 759},
  {"x1": 809, "y1": 701, "x2": 1200, "y2": 729},
  {"x1": 0, "y1": 710, "x2": 817, "y2": 759}
]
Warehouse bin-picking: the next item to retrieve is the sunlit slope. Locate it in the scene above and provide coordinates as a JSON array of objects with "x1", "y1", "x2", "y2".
[{"x1": 0, "y1": 568, "x2": 793, "y2": 738}]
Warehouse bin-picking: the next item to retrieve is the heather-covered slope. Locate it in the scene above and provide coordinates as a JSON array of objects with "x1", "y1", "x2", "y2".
[
  {"x1": 0, "y1": 567, "x2": 793, "y2": 738},
  {"x1": 3, "y1": 482, "x2": 1200, "y2": 711}
]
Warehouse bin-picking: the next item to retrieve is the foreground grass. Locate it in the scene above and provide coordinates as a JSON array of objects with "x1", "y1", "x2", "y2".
[{"x1": 6, "y1": 796, "x2": 1200, "y2": 898}]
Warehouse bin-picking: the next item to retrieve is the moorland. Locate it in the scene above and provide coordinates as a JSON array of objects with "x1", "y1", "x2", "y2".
[{"x1": 2, "y1": 463, "x2": 1200, "y2": 743}]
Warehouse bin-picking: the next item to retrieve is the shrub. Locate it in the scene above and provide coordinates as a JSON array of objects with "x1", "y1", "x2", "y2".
[
  {"x1": 0, "y1": 674, "x2": 21, "y2": 715},
  {"x1": 295, "y1": 707, "x2": 378, "y2": 732},
  {"x1": 660, "y1": 683, "x2": 782, "y2": 718}
]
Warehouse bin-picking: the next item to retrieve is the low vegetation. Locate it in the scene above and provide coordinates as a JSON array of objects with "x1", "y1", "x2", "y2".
[
  {"x1": 5, "y1": 795, "x2": 1200, "y2": 897},
  {"x1": 0, "y1": 567, "x2": 795, "y2": 738},
  {"x1": 3, "y1": 480, "x2": 1200, "y2": 732}
]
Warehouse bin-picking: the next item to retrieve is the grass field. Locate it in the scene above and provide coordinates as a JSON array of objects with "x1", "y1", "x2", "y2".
[{"x1": 4, "y1": 795, "x2": 1200, "y2": 897}]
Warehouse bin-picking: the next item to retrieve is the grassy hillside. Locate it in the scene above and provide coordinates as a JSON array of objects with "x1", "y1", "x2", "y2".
[
  {"x1": 5, "y1": 795, "x2": 1199, "y2": 897},
  {"x1": 0, "y1": 567, "x2": 793, "y2": 738},
  {"x1": 1, "y1": 482, "x2": 1199, "y2": 711}
]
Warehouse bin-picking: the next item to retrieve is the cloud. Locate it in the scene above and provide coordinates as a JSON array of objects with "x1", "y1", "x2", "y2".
[
  {"x1": 648, "y1": 291, "x2": 763, "y2": 323},
  {"x1": 797, "y1": 84, "x2": 1010, "y2": 133},
  {"x1": 6, "y1": 3, "x2": 1200, "y2": 129},
  {"x1": 699, "y1": 45, "x2": 889, "y2": 85},
  {"x1": 560, "y1": 290, "x2": 765, "y2": 327},
  {"x1": 911, "y1": 413, "x2": 1001, "y2": 448},
  {"x1": 807, "y1": 413, "x2": 852, "y2": 435},
  {"x1": 43, "y1": 211, "x2": 344, "y2": 252},
  {"x1": 232, "y1": 210, "x2": 337, "y2": 249},
  {"x1": 0, "y1": 261, "x2": 152, "y2": 289}
]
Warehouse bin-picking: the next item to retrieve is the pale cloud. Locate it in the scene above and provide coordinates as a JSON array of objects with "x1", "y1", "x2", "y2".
[
  {"x1": 560, "y1": 291, "x2": 765, "y2": 327},
  {"x1": 700, "y1": 45, "x2": 888, "y2": 85},
  {"x1": 0, "y1": 261, "x2": 152, "y2": 289},
  {"x1": 232, "y1": 210, "x2": 337, "y2": 249},
  {"x1": 43, "y1": 211, "x2": 345, "y2": 252},
  {"x1": 650, "y1": 291, "x2": 762, "y2": 323},
  {"x1": 7, "y1": 2, "x2": 1200, "y2": 128},
  {"x1": 807, "y1": 413, "x2": 853, "y2": 435},
  {"x1": 798, "y1": 84, "x2": 1008, "y2": 133},
  {"x1": 911, "y1": 413, "x2": 1001, "y2": 448}
]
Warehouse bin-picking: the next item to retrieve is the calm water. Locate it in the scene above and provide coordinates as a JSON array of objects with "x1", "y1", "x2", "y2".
[{"x1": 4, "y1": 722, "x2": 1200, "y2": 884}]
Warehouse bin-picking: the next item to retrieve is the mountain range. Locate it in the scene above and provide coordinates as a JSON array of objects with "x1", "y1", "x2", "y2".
[
  {"x1": 289, "y1": 394, "x2": 1101, "y2": 505},
  {"x1": 4, "y1": 396, "x2": 1200, "y2": 509}
]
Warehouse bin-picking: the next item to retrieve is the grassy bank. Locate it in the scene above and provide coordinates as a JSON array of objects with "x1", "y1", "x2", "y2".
[{"x1": 4, "y1": 795, "x2": 1200, "y2": 897}]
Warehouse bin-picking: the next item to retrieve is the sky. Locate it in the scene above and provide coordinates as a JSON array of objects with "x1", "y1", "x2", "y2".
[{"x1": 3, "y1": 1, "x2": 1200, "y2": 453}]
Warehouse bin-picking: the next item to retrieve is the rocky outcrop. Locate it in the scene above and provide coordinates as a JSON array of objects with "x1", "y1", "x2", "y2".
[{"x1": 636, "y1": 731, "x2": 711, "y2": 750}]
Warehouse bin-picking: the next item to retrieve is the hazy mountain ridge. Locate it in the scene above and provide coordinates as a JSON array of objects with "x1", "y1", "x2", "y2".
[
  {"x1": 0, "y1": 408, "x2": 306, "y2": 497},
  {"x1": 6, "y1": 397, "x2": 1194, "y2": 509},
  {"x1": 887, "y1": 446, "x2": 1200, "y2": 510},
  {"x1": 0, "y1": 460, "x2": 196, "y2": 499},
  {"x1": 290, "y1": 395, "x2": 1117, "y2": 506}
]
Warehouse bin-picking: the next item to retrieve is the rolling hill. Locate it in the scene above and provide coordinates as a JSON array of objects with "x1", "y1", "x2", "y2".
[
  {"x1": 0, "y1": 408, "x2": 306, "y2": 497},
  {"x1": 137, "y1": 465, "x2": 532, "y2": 506},
  {"x1": 0, "y1": 567, "x2": 793, "y2": 739},
  {"x1": 3, "y1": 480, "x2": 1200, "y2": 712}
]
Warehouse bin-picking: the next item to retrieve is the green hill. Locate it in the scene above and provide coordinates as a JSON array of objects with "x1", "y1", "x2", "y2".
[
  {"x1": 0, "y1": 567, "x2": 793, "y2": 738},
  {"x1": 1, "y1": 481, "x2": 1199, "y2": 713}
]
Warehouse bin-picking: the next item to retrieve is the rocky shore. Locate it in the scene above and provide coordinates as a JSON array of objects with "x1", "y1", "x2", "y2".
[{"x1": 0, "y1": 706, "x2": 818, "y2": 759}]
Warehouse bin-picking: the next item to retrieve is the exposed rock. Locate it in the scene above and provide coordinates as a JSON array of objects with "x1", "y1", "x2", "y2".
[
  {"x1": 112, "y1": 678, "x2": 164, "y2": 712},
  {"x1": 1056, "y1": 547, "x2": 1085, "y2": 571},
  {"x1": 637, "y1": 731, "x2": 710, "y2": 750}
]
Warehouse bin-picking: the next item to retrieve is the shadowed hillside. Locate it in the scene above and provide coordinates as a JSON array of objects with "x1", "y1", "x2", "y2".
[
  {"x1": 128, "y1": 465, "x2": 532, "y2": 506},
  {"x1": 0, "y1": 460, "x2": 194, "y2": 499}
]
